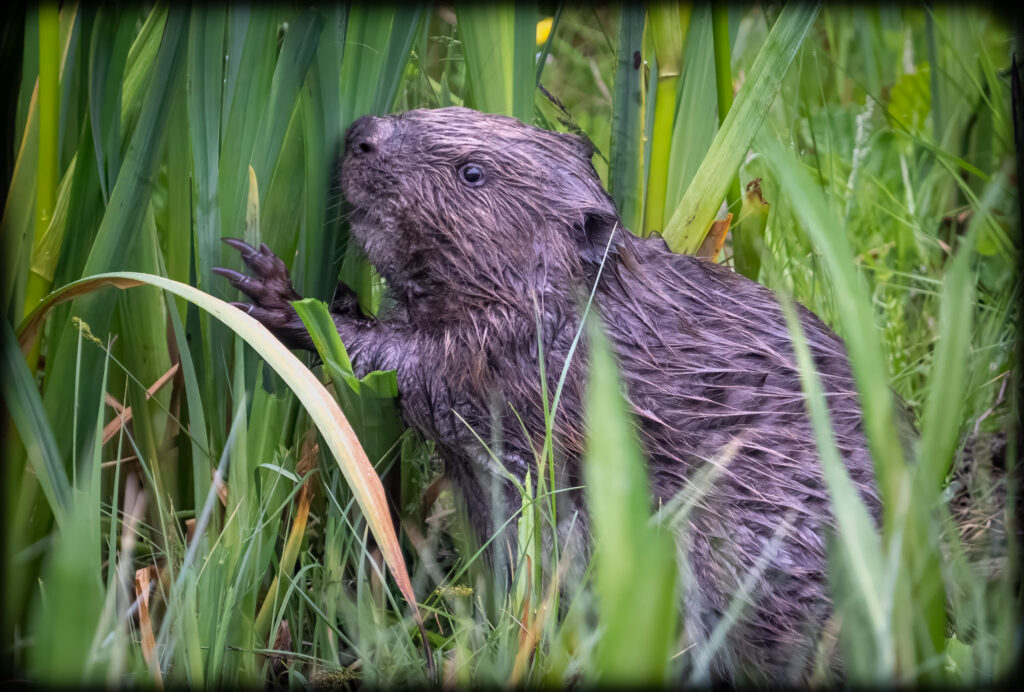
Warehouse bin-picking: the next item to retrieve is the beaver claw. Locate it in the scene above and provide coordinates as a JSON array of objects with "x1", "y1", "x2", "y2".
[{"x1": 215, "y1": 238, "x2": 303, "y2": 334}]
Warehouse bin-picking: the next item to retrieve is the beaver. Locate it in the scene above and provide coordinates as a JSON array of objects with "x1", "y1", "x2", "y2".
[{"x1": 216, "y1": 106, "x2": 882, "y2": 683}]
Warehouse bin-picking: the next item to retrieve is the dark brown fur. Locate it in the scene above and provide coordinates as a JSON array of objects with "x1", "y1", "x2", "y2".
[{"x1": 218, "y1": 107, "x2": 883, "y2": 683}]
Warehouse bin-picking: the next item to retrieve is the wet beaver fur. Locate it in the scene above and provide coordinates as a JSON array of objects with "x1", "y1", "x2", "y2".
[{"x1": 217, "y1": 106, "x2": 883, "y2": 683}]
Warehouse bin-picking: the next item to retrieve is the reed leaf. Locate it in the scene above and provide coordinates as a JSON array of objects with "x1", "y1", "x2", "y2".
[
  {"x1": 339, "y1": 5, "x2": 423, "y2": 125},
  {"x1": 35, "y1": 2, "x2": 59, "y2": 259},
  {"x1": 756, "y1": 133, "x2": 906, "y2": 529},
  {"x1": 248, "y1": 9, "x2": 323, "y2": 209},
  {"x1": 292, "y1": 298, "x2": 403, "y2": 469},
  {"x1": 663, "y1": 2, "x2": 818, "y2": 252},
  {"x1": 456, "y1": 2, "x2": 536, "y2": 121},
  {"x1": 87, "y1": 6, "x2": 135, "y2": 204},
  {"x1": 2, "y1": 2, "x2": 77, "y2": 316},
  {"x1": 39, "y1": 6, "x2": 188, "y2": 471}
]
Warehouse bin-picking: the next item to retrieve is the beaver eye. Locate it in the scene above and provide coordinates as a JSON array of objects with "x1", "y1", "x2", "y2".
[{"x1": 458, "y1": 163, "x2": 486, "y2": 187}]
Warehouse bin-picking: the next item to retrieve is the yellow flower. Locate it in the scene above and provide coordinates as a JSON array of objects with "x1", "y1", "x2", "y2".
[{"x1": 536, "y1": 17, "x2": 553, "y2": 46}]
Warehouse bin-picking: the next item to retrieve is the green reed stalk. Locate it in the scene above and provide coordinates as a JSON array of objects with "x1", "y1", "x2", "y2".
[
  {"x1": 643, "y1": 3, "x2": 691, "y2": 236},
  {"x1": 22, "y1": 2, "x2": 60, "y2": 368},
  {"x1": 608, "y1": 5, "x2": 646, "y2": 232}
]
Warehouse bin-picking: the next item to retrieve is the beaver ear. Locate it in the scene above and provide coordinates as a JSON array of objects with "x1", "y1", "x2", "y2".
[
  {"x1": 573, "y1": 208, "x2": 621, "y2": 265},
  {"x1": 561, "y1": 132, "x2": 595, "y2": 159}
]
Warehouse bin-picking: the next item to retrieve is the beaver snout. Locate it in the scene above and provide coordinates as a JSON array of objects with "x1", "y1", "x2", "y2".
[{"x1": 345, "y1": 115, "x2": 385, "y2": 156}]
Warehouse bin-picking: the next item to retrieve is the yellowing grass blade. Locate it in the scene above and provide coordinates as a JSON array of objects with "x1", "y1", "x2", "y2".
[
  {"x1": 662, "y1": 2, "x2": 818, "y2": 253},
  {"x1": 16, "y1": 272, "x2": 424, "y2": 637}
]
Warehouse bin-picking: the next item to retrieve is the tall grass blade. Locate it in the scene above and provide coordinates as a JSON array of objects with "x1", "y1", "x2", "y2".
[
  {"x1": 2, "y1": 2, "x2": 76, "y2": 316},
  {"x1": 916, "y1": 177, "x2": 995, "y2": 488},
  {"x1": 166, "y1": 296, "x2": 213, "y2": 512},
  {"x1": 40, "y1": 6, "x2": 188, "y2": 470},
  {"x1": 761, "y1": 134, "x2": 950, "y2": 679},
  {"x1": 583, "y1": 315, "x2": 677, "y2": 684},
  {"x1": 217, "y1": 6, "x2": 275, "y2": 245},
  {"x1": 247, "y1": 9, "x2": 323, "y2": 216},
  {"x1": 27, "y1": 330, "x2": 110, "y2": 683},
  {"x1": 162, "y1": 58, "x2": 192, "y2": 292},
  {"x1": 120, "y1": 6, "x2": 169, "y2": 154},
  {"x1": 116, "y1": 206, "x2": 174, "y2": 496},
  {"x1": 186, "y1": 3, "x2": 226, "y2": 297},
  {"x1": 34, "y1": 1, "x2": 59, "y2": 261},
  {"x1": 87, "y1": 6, "x2": 135, "y2": 204},
  {"x1": 295, "y1": 6, "x2": 343, "y2": 301},
  {"x1": 339, "y1": 5, "x2": 423, "y2": 125},
  {"x1": 336, "y1": 5, "x2": 423, "y2": 311},
  {"x1": 780, "y1": 297, "x2": 890, "y2": 681}
]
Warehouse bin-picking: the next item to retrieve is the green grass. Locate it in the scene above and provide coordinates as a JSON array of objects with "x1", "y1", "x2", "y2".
[{"x1": 1, "y1": 3, "x2": 1019, "y2": 687}]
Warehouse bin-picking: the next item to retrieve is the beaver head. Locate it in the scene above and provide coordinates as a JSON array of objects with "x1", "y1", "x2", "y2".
[{"x1": 339, "y1": 107, "x2": 621, "y2": 318}]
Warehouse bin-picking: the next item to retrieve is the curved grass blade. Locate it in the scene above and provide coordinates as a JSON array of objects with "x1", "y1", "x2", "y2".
[
  {"x1": 16, "y1": 272, "x2": 426, "y2": 649},
  {"x1": 780, "y1": 297, "x2": 890, "y2": 680},
  {"x1": 756, "y1": 134, "x2": 906, "y2": 520}
]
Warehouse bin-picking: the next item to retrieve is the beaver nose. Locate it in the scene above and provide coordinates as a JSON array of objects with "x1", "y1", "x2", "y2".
[{"x1": 345, "y1": 115, "x2": 381, "y2": 156}]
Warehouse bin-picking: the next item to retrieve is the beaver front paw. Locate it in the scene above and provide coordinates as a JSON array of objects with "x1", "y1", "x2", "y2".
[
  {"x1": 214, "y1": 237, "x2": 303, "y2": 333},
  {"x1": 329, "y1": 281, "x2": 363, "y2": 318}
]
